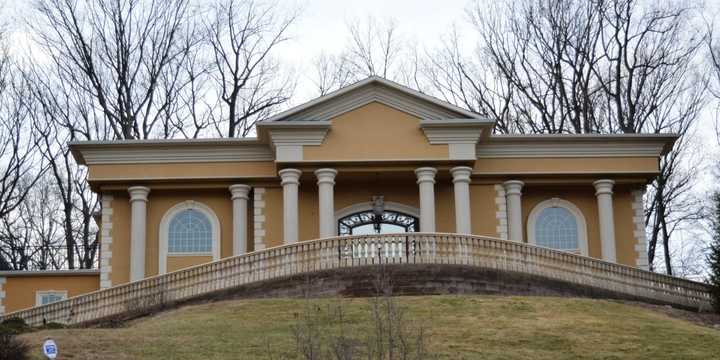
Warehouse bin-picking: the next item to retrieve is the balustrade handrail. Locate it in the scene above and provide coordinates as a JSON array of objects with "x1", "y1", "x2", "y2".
[{"x1": 0, "y1": 233, "x2": 712, "y2": 327}]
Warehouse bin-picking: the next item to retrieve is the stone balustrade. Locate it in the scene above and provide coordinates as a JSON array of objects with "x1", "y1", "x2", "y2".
[{"x1": 0, "y1": 233, "x2": 712, "y2": 327}]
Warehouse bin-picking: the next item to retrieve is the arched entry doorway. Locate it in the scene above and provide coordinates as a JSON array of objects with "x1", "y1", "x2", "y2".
[{"x1": 335, "y1": 197, "x2": 420, "y2": 236}]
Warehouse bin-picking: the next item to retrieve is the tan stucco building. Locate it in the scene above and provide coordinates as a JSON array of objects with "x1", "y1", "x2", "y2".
[{"x1": 0, "y1": 77, "x2": 675, "y2": 314}]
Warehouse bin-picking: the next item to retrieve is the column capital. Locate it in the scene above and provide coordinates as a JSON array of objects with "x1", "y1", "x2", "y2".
[
  {"x1": 593, "y1": 179, "x2": 615, "y2": 196},
  {"x1": 314, "y1": 168, "x2": 338, "y2": 185},
  {"x1": 279, "y1": 168, "x2": 302, "y2": 185},
  {"x1": 414, "y1": 167, "x2": 437, "y2": 184},
  {"x1": 450, "y1": 166, "x2": 473, "y2": 184},
  {"x1": 229, "y1": 184, "x2": 251, "y2": 200},
  {"x1": 128, "y1": 186, "x2": 150, "y2": 202},
  {"x1": 503, "y1": 180, "x2": 524, "y2": 196}
]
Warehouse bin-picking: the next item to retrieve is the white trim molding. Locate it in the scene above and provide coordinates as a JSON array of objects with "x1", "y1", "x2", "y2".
[
  {"x1": 0, "y1": 276, "x2": 6, "y2": 315},
  {"x1": 420, "y1": 119, "x2": 490, "y2": 160},
  {"x1": 100, "y1": 194, "x2": 114, "y2": 289},
  {"x1": 527, "y1": 198, "x2": 589, "y2": 256},
  {"x1": 262, "y1": 76, "x2": 485, "y2": 122},
  {"x1": 335, "y1": 201, "x2": 421, "y2": 222},
  {"x1": 494, "y1": 185, "x2": 508, "y2": 240},
  {"x1": 257, "y1": 122, "x2": 330, "y2": 162},
  {"x1": 632, "y1": 189, "x2": 650, "y2": 269},
  {"x1": 253, "y1": 188, "x2": 267, "y2": 251},
  {"x1": 159, "y1": 200, "x2": 221, "y2": 274},
  {"x1": 477, "y1": 133, "x2": 677, "y2": 158},
  {"x1": 70, "y1": 138, "x2": 273, "y2": 165}
]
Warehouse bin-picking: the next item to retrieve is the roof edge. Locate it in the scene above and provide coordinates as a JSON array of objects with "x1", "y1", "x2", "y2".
[
  {"x1": 0, "y1": 269, "x2": 100, "y2": 277},
  {"x1": 263, "y1": 76, "x2": 486, "y2": 122}
]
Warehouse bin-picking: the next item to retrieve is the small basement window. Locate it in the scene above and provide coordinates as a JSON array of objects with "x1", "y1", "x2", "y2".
[{"x1": 36, "y1": 291, "x2": 68, "y2": 306}]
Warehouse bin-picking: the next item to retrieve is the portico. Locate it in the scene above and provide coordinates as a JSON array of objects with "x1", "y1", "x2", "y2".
[
  {"x1": 0, "y1": 76, "x2": 682, "y2": 317},
  {"x1": 68, "y1": 76, "x2": 674, "y2": 290}
]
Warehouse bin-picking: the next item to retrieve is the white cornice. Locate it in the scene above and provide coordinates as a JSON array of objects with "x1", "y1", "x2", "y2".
[
  {"x1": 477, "y1": 134, "x2": 678, "y2": 158},
  {"x1": 420, "y1": 119, "x2": 490, "y2": 144},
  {"x1": 258, "y1": 123, "x2": 331, "y2": 146},
  {"x1": 265, "y1": 76, "x2": 491, "y2": 122},
  {"x1": 255, "y1": 121, "x2": 331, "y2": 162},
  {"x1": 70, "y1": 139, "x2": 274, "y2": 165},
  {"x1": 0, "y1": 269, "x2": 100, "y2": 277},
  {"x1": 420, "y1": 119, "x2": 492, "y2": 160}
]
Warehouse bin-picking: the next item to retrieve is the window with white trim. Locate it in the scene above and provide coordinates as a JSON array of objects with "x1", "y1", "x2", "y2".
[
  {"x1": 168, "y1": 208, "x2": 213, "y2": 253},
  {"x1": 535, "y1": 207, "x2": 578, "y2": 251},
  {"x1": 36, "y1": 291, "x2": 67, "y2": 306},
  {"x1": 527, "y1": 198, "x2": 588, "y2": 255}
]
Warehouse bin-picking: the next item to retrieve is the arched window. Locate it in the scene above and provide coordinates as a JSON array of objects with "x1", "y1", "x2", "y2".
[
  {"x1": 159, "y1": 201, "x2": 221, "y2": 274},
  {"x1": 338, "y1": 209, "x2": 418, "y2": 235},
  {"x1": 168, "y1": 209, "x2": 213, "y2": 253},
  {"x1": 527, "y1": 198, "x2": 588, "y2": 255},
  {"x1": 335, "y1": 201, "x2": 420, "y2": 236}
]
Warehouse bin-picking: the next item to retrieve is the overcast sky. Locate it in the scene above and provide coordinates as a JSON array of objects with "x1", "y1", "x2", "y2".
[
  {"x1": 275, "y1": 0, "x2": 472, "y2": 100},
  {"x1": 2, "y1": 0, "x2": 473, "y2": 101}
]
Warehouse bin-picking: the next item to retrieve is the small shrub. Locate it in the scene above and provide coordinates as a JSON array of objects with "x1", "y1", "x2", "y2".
[
  {"x1": 38, "y1": 322, "x2": 66, "y2": 330},
  {"x1": 0, "y1": 333, "x2": 30, "y2": 360},
  {"x1": 0, "y1": 318, "x2": 28, "y2": 335}
]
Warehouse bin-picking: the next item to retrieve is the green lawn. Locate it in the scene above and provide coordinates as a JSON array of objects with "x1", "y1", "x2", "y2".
[{"x1": 19, "y1": 295, "x2": 720, "y2": 359}]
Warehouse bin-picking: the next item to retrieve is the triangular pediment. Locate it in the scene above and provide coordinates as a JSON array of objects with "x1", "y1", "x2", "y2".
[{"x1": 266, "y1": 76, "x2": 483, "y2": 122}]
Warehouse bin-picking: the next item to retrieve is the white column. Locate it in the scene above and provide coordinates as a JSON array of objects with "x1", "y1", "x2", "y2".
[
  {"x1": 451, "y1": 166, "x2": 473, "y2": 234},
  {"x1": 128, "y1": 186, "x2": 150, "y2": 282},
  {"x1": 503, "y1": 180, "x2": 524, "y2": 242},
  {"x1": 415, "y1": 167, "x2": 437, "y2": 232},
  {"x1": 594, "y1": 179, "x2": 617, "y2": 262},
  {"x1": 279, "y1": 169, "x2": 302, "y2": 244},
  {"x1": 229, "y1": 184, "x2": 251, "y2": 256},
  {"x1": 315, "y1": 168, "x2": 338, "y2": 238}
]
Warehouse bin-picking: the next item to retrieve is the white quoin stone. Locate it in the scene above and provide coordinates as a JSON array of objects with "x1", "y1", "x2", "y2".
[
  {"x1": 414, "y1": 167, "x2": 438, "y2": 232},
  {"x1": 128, "y1": 186, "x2": 150, "y2": 282},
  {"x1": 315, "y1": 168, "x2": 338, "y2": 238},
  {"x1": 279, "y1": 169, "x2": 302, "y2": 244},
  {"x1": 450, "y1": 166, "x2": 473, "y2": 234},
  {"x1": 229, "y1": 184, "x2": 251, "y2": 256},
  {"x1": 503, "y1": 180, "x2": 524, "y2": 242},
  {"x1": 594, "y1": 179, "x2": 617, "y2": 262}
]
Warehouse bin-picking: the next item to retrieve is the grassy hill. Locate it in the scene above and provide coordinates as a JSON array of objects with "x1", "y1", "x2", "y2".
[{"x1": 18, "y1": 295, "x2": 720, "y2": 359}]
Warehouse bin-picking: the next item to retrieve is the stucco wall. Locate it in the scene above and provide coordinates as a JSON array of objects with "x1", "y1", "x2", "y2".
[
  {"x1": 103, "y1": 178, "x2": 643, "y2": 284},
  {"x1": 303, "y1": 102, "x2": 448, "y2": 161},
  {"x1": 473, "y1": 157, "x2": 659, "y2": 175},
  {"x1": 89, "y1": 161, "x2": 276, "y2": 182},
  {"x1": 109, "y1": 189, "x2": 255, "y2": 285},
  {"x1": 469, "y1": 184, "x2": 500, "y2": 236},
  {"x1": 520, "y1": 185, "x2": 638, "y2": 266},
  {"x1": 2, "y1": 275, "x2": 99, "y2": 314}
]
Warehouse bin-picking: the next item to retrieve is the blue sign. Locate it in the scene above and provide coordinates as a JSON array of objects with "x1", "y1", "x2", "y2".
[{"x1": 42, "y1": 339, "x2": 58, "y2": 359}]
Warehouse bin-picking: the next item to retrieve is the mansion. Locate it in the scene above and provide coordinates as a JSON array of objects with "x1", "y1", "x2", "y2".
[{"x1": 0, "y1": 76, "x2": 677, "y2": 315}]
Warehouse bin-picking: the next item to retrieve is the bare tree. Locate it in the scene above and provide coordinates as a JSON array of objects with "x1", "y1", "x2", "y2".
[
  {"x1": 312, "y1": 52, "x2": 354, "y2": 96},
  {"x1": 205, "y1": 0, "x2": 297, "y2": 137},
  {"x1": 423, "y1": 0, "x2": 706, "y2": 275},
  {"x1": 21, "y1": 49, "x2": 110, "y2": 269},
  {"x1": 708, "y1": 10, "x2": 720, "y2": 139},
  {"x1": 32, "y1": 0, "x2": 193, "y2": 139},
  {"x1": 0, "y1": 176, "x2": 67, "y2": 270},
  {"x1": 310, "y1": 17, "x2": 411, "y2": 96},
  {"x1": 0, "y1": 29, "x2": 44, "y2": 221}
]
